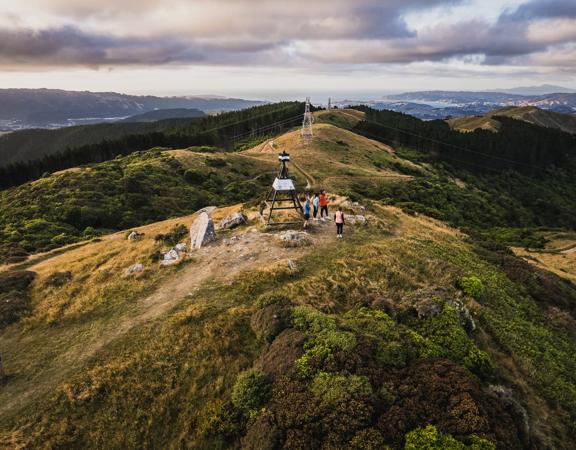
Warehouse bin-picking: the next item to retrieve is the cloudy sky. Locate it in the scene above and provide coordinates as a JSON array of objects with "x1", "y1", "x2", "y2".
[{"x1": 0, "y1": 0, "x2": 574, "y2": 99}]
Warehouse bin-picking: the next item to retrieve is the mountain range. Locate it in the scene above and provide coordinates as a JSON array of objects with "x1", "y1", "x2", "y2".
[
  {"x1": 0, "y1": 89, "x2": 265, "y2": 130},
  {"x1": 334, "y1": 90, "x2": 576, "y2": 120}
]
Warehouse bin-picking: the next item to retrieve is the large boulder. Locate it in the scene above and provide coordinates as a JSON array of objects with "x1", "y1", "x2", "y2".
[
  {"x1": 190, "y1": 211, "x2": 216, "y2": 250},
  {"x1": 219, "y1": 212, "x2": 247, "y2": 230}
]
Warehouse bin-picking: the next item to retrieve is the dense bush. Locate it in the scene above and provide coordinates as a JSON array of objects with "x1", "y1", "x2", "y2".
[
  {"x1": 231, "y1": 369, "x2": 271, "y2": 415},
  {"x1": 457, "y1": 276, "x2": 485, "y2": 300},
  {"x1": 404, "y1": 425, "x2": 495, "y2": 450}
]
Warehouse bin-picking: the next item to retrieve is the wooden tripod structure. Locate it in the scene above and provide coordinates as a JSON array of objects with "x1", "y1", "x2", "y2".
[{"x1": 261, "y1": 151, "x2": 303, "y2": 226}]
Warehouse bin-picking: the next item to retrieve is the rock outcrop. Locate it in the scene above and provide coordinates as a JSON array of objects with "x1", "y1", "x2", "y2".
[
  {"x1": 345, "y1": 215, "x2": 368, "y2": 226},
  {"x1": 220, "y1": 212, "x2": 247, "y2": 230},
  {"x1": 190, "y1": 211, "x2": 216, "y2": 250},
  {"x1": 342, "y1": 199, "x2": 366, "y2": 214}
]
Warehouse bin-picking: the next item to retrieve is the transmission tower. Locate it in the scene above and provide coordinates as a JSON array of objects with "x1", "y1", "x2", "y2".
[
  {"x1": 301, "y1": 97, "x2": 314, "y2": 142},
  {"x1": 327, "y1": 98, "x2": 332, "y2": 111}
]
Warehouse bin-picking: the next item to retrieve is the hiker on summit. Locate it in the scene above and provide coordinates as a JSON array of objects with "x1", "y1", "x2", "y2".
[
  {"x1": 313, "y1": 193, "x2": 320, "y2": 219},
  {"x1": 303, "y1": 197, "x2": 311, "y2": 230},
  {"x1": 319, "y1": 190, "x2": 328, "y2": 219},
  {"x1": 334, "y1": 207, "x2": 345, "y2": 239}
]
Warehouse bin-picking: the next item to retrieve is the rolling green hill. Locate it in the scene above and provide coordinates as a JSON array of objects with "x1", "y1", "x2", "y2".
[
  {"x1": 0, "y1": 110, "x2": 575, "y2": 449},
  {"x1": 448, "y1": 106, "x2": 576, "y2": 134}
]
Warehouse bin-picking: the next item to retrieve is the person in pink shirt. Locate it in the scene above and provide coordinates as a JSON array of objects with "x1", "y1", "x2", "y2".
[{"x1": 334, "y1": 206, "x2": 345, "y2": 239}]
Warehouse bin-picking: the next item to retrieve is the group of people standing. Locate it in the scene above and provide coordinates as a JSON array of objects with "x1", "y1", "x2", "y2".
[{"x1": 302, "y1": 190, "x2": 346, "y2": 238}]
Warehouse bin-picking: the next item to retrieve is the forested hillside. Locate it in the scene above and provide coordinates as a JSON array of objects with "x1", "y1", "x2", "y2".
[
  {"x1": 346, "y1": 107, "x2": 576, "y2": 233},
  {"x1": 352, "y1": 106, "x2": 576, "y2": 173},
  {"x1": 0, "y1": 119, "x2": 200, "y2": 166},
  {"x1": 0, "y1": 102, "x2": 304, "y2": 189}
]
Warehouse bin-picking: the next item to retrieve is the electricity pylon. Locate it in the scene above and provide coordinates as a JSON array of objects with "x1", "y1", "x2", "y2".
[{"x1": 301, "y1": 97, "x2": 313, "y2": 142}]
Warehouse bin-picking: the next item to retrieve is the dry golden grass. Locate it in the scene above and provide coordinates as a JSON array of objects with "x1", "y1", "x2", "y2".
[
  {"x1": 314, "y1": 108, "x2": 366, "y2": 128},
  {"x1": 242, "y1": 122, "x2": 415, "y2": 194},
  {"x1": 513, "y1": 247, "x2": 576, "y2": 283}
]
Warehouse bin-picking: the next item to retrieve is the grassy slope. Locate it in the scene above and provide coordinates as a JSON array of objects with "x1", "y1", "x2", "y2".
[
  {"x1": 448, "y1": 106, "x2": 576, "y2": 134},
  {"x1": 0, "y1": 148, "x2": 276, "y2": 263},
  {"x1": 0, "y1": 112, "x2": 575, "y2": 448}
]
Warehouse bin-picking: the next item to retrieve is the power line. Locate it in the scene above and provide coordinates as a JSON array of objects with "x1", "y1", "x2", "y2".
[
  {"x1": 181, "y1": 103, "x2": 303, "y2": 139},
  {"x1": 230, "y1": 113, "x2": 304, "y2": 142}
]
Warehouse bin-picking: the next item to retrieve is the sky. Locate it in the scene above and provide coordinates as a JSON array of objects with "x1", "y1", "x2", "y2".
[{"x1": 0, "y1": 0, "x2": 575, "y2": 99}]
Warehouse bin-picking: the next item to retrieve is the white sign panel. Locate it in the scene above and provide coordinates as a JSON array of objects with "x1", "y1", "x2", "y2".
[{"x1": 273, "y1": 177, "x2": 296, "y2": 191}]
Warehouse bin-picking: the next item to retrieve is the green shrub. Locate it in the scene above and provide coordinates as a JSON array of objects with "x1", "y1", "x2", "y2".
[
  {"x1": 311, "y1": 372, "x2": 372, "y2": 406},
  {"x1": 292, "y1": 306, "x2": 357, "y2": 377},
  {"x1": 457, "y1": 276, "x2": 485, "y2": 300},
  {"x1": 154, "y1": 224, "x2": 188, "y2": 246},
  {"x1": 231, "y1": 369, "x2": 271, "y2": 414},
  {"x1": 83, "y1": 226, "x2": 96, "y2": 237},
  {"x1": 206, "y1": 158, "x2": 227, "y2": 168},
  {"x1": 463, "y1": 347, "x2": 494, "y2": 379},
  {"x1": 404, "y1": 424, "x2": 495, "y2": 450},
  {"x1": 184, "y1": 169, "x2": 207, "y2": 184}
]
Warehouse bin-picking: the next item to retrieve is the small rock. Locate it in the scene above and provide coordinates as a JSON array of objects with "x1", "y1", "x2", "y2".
[
  {"x1": 45, "y1": 271, "x2": 73, "y2": 287},
  {"x1": 126, "y1": 263, "x2": 144, "y2": 274},
  {"x1": 164, "y1": 249, "x2": 179, "y2": 261},
  {"x1": 277, "y1": 230, "x2": 311, "y2": 247},
  {"x1": 127, "y1": 231, "x2": 145, "y2": 241},
  {"x1": 220, "y1": 212, "x2": 248, "y2": 230},
  {"x1": 161, "y1": 249, "x2": 180, "y2": 266},
  {"x1": 287, "y1": 259, "x2": 298, "y2": 270},
  {"x1": 174, "y1": 243, "x2": 188, "y2": 253}
]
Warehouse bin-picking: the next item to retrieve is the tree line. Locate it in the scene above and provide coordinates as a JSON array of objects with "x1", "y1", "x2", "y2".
[{"x1": 0, "y1": 102, "x2": 304, "y2": 189}]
